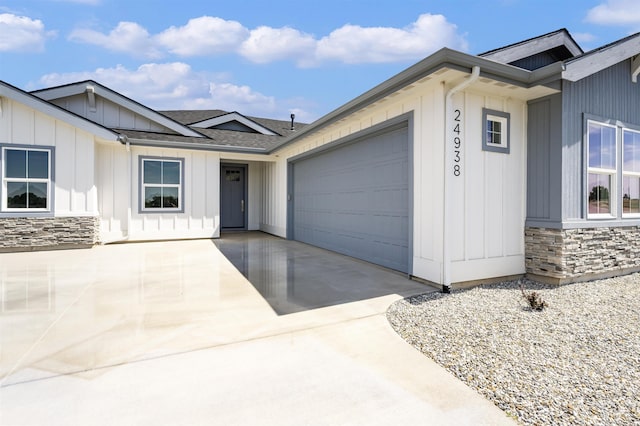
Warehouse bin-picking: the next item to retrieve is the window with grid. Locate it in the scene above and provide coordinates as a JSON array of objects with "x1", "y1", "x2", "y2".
[
  {"x1": 2, "y1": 147, "x2": 51, "y2": 212},
  {"x1": 141, "y1": 158, "x2": 183, "y2": 212}
]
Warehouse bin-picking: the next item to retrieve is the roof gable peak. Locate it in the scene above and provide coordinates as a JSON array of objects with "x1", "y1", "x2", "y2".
[
  {"x1": 189, "y1": 111, "x2": 278, "y2": 135},
  {"x1": 31, "y1": 80, "x2": 204, "y2": 138},
  {"x1": 479, "y1": 29, "x2": 583, "y2": 69},
  {"x1": 0, "y1": 79, "x2": 120, "y2": 141}
]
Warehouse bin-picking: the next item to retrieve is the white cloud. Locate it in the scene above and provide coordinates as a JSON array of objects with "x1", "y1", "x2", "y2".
[
  {"x1": 572, "y1": 32, "x2": 597, "y2": 43},
  {"x1": 52, "y1": 0, "x2": 101, "y2": 4},
  {"x1": 155, "y1": 16, "x2": 249, "y2": 56},
  {"x1": 239, "y1": 26, "x2": 316, "y2": 64},
  {"x1": 69, "y1": 21, "x2": 162, "y2": 59},
  {"x1": 314, "y1": 14, "x2": 468, "y2": 65},
  {"x1": 67, "y1": 13, "x2": 467, "y2": 67},
  {"x1": 0, "y1": 13, "x2": 55, "y2": 52},
  {"x1": 186, "y1": 82, "x2": 276, "y2": 112},
  {"x1": 585, "y1": 0, "x2": 640, "y2": 26},
  {"x1": 35, "y1": 63, "x2": 315, "y2": 120}
]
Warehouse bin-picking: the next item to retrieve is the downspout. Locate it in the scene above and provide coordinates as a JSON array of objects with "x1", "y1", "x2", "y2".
[
  {"x1": 116, "y1": 134, "x2": 131, "y2": 242},
  {"x1": 442, "y1": 66, "x2": 480, "y2": 293}
]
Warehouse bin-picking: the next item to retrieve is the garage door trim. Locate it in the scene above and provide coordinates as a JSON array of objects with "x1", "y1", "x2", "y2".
[{"x1": 286, "y1": 111, "x2": 414, "y2": 275}]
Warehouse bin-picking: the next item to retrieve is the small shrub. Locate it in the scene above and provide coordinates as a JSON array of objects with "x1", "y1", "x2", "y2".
[{"x1": 520, "y1": 284, "x2": 547, "y2": 311}]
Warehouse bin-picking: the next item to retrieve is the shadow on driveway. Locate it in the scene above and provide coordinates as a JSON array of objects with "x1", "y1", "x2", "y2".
[{"x1": 213, "y1": 232, "x2": 430, "y2": 315}]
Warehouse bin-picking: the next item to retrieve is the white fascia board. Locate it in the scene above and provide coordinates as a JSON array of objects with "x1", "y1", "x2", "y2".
[
  {"x1": 32, "y1": 82, "x2": 204, "y2": 138},
  {"x1": 563, "y1": 34, "x2": 640, "y2": 82},
  {"x1": 190, "y1": 112, "x2": 277, "y2": 135},
  {"x1": 631, "y1": 55, "x2": 640, "y2": 83},
  {"x1": 482, "y1": 30, "x2": 582, "y2": 64},
  {"x1": 0, "y1": 81, "x2": 120, "y2": 141}
]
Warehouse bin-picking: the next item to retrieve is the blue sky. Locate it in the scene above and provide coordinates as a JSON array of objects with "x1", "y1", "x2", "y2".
[{"x1": 1, "y1": 0, "x2": 639, "y2": 122}]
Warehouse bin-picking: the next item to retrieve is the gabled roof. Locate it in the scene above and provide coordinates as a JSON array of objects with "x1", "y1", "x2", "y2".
[
  {"x1": 14, "y1": 29, "x2": 639, "y2": 156},
  {"x1": 118, "y1": 110, "x2": 307, "y2": 152},
  {"x1": 188, "y1": 111, "x2": 278, "y2": 135},
  {"x1": 272, "y1": 30, "x2": 640, "y2": 153},
  {"x1": 31, "y1": 80, "x2": 205, "y2": 138},
  {"x1": 269, "y1": 47, "x2": 565, "y2": 153},
  {"x1": 479, "y1": 28, "x2": 583, "y2": 68},
  {"x1": 160, "y1": 109, "x2": 305, "y2": 138},
  {"x1": 562, "y1": 31, "x2": 640, "y2": 82},
  {"x1": 0, "y1": 80, "x2": 121, "y2": 142}
]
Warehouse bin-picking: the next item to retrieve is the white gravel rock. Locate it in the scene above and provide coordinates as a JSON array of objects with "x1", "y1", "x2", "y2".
[{"x1": 386, "y1": 274, "x2": 640, "y2": 426}]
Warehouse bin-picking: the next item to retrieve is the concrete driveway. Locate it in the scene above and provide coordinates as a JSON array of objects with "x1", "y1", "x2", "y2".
[{"x1": 0, "y1": 235, "x2": 514, "y2": 425}]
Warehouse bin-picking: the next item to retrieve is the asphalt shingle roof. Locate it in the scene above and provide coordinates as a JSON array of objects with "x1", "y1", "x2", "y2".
[
  {"x1": 117, "y1": 108, "x2": 309, "y2": 151},
  {"x1": 159, "y1": 110, "x2": 307, "y2": 138}
]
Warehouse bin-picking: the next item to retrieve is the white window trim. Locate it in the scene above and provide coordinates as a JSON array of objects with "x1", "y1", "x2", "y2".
[
  {"x1": 486, "y1": 115, "x2": 507, "y2": 147},
  {"x1": 139, "y1": 157, "x2": 184, "y2": 213},
  {"x1": 622, "y1": 127, "x2": 640, "y2": 218},
  {"x1": 1, "y1": 146, "x2": 52, "y2": 213},
  {"x1": 586, "y1": 120, "x2": 617, "y2": 219}
]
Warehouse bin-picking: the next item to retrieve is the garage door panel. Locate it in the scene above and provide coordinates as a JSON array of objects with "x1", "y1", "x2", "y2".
[{"x1": 292, "y1": 126, "x2": 409, "y2": 273}]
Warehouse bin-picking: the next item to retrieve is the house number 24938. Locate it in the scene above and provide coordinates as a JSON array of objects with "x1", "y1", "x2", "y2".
[{"x1": 453, "y1": 109, "x2": 461, "y2": 176}]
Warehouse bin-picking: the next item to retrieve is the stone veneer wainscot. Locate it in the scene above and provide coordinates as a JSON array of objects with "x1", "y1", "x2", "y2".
[
  {"x1": 525, "y1": 226, "x2": 640, "y2": 283},
  {"x1": 0, "y1": 216, "x2": 100, "y2": 252}
]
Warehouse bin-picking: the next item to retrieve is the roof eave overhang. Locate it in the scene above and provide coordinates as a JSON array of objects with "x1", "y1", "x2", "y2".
[
  {"x1": 562, "y1": 34, "x2": 640, "y2": 82},
  {"x1": 480, "y1": 30, "x2": 583, "y2": 64},
  {"x1": 269, "y1": 48, "x2": 563, "y2": 153}
]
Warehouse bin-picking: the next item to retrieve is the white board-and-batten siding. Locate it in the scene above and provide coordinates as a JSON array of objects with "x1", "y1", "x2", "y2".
[
  {"x1": 97, "y1": 144, "x2": 221, "y2": 243},
  {"x1": 265, "y1": 73, "x2": 527, "y2": 285},
  {"x1": 447, "y1": 92, "x2": 527, "y2": 283},
  {"x1": 0, "y1": 98, "x2": 100, "y2": 216}
]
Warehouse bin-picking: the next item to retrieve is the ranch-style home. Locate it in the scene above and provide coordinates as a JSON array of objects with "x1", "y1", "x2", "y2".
[{"x1": 2, "y1": 28, "x2": 640, "y2": 290}]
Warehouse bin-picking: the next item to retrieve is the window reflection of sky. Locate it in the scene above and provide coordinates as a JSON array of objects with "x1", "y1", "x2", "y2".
[
  {"x1": 624, "y1": 129, "x2": 640, "y2": 173},
  {"x1": 143, "y1": 161, "x2": 161, "y2": 184},
  {"x1": 28, "y1": 151, "x2": 49, "y2": 179},
  {"x1": 143, "y1": 160, "x2": 180, "y2": 184},
  {"x1": 5, "y1": 149, "x2": 26, "y2": 178},
  {"x1": 589, "y1": 122, "x2": 616, "y2": 170},
  {"x1": 162, "y1": 162, "x2": 180, "y2": 184},
  {"x1": 5, "y1": 149, "x2": 49, "y2": 179}
]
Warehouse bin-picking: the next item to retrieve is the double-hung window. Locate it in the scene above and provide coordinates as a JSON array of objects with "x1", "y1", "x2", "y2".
[
  {"x1": 2, "y1": 147, "x2": 52, "y2": 212},
  {"x1": 140, "y1": 157, "x2": 183, "y2": 212},
  {"x1": 623, "y1": 128, "x2": 640, "y2": 216},
  {"x1": 587, "y1": 121, "x2": 617, "y2": 217}
]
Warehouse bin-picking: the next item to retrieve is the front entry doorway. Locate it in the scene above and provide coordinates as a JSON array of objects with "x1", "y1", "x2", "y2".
[{"x1": 220, "y1": 164, "x2": 247, "y2": 230}]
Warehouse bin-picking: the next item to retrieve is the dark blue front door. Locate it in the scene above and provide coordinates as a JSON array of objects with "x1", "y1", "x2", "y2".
[{"x1": 221, "y1": 164, "x2": 246, "y2": 229}]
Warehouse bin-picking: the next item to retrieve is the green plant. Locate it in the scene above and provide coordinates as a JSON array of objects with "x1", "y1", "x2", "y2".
[{"x1": 520, "y1": 284, "x2": 547, "y2": 311}]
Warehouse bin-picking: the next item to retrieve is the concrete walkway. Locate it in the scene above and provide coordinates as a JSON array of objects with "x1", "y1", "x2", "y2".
[{"x1": 0, "y1": 237, "x2": 514, "y2": 425}]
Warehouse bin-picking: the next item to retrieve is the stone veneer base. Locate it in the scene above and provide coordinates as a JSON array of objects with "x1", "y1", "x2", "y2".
[
  {"x1": 525, "y1": 226, "x2": 640, "y2": 284},
  {"x1": 0, "y1": 216, "x2": 99, "y2": 252}
]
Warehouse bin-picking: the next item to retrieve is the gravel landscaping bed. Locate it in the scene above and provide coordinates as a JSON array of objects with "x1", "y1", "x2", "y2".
[{"x1": 386, "y1": 274, "x2": 640, "y2": 425}]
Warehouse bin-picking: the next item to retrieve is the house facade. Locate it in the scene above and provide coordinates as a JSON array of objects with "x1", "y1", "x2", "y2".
[{"x1": 2, "y1": 29, "x2": 640, "y2": 289}]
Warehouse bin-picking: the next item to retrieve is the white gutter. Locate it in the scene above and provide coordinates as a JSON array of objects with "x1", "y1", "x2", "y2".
[{"x1": 442, "y1": 66, "x2": 480, "y2": 293}]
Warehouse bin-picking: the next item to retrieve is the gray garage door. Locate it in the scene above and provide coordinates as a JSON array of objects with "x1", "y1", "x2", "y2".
[{"x1": 292, "y1": 125, "x2": 409, "y2": 273}]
